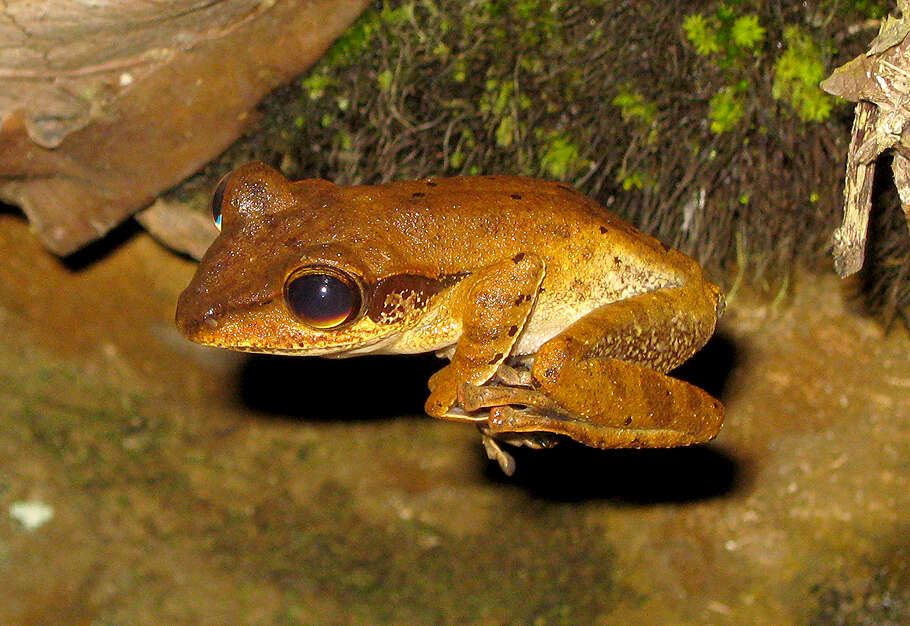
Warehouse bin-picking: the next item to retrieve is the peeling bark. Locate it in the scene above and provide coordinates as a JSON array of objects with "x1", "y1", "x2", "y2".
[
  {"x1": 0, "y1": 0, "x2": 368, "y2": 255},
  {"x1": 822, "y1": 0, "x2": 910, "y2": 276}
]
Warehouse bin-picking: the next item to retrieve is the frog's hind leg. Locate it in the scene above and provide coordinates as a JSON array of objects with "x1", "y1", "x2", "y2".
[{"x1": 484, "y1": 283, "x2": 726, "y2": 450}]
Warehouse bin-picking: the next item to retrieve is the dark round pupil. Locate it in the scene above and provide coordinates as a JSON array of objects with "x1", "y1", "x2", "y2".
[
  {"x1": 211, "y1": 175, "x2": 228, "y2": 229},
  {"x1": 285, "y1": 273, "x2": 357, "y2": 328}
]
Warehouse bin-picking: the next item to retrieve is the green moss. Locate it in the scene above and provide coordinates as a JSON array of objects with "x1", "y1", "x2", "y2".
[
  {"x1": 538, "y1": 132, "x2": 582, "y2": 179},
  {"x1": 307, "y1": 3, "x2": 412, "y2": 72},
  {"x1": 377, "y1": 69, "x2": 394, "y2": 92},
  {"x1": 337, "y1": 129, "x2": 353, "y2": 151},
  {"x1": 612, "y1": 86, "x2": 658, "y2": 127},
  {"x1": 432, "y1": 41, "x2": 450, "y2": 58},
  {"x1": 301, "y1": 74, "x2": 332, "y2": 100},
  {"x1": 321, "y1": 10, "x2": 381, "y2": 67},
  {"x1": 730, "y1": 14, "x2": 765, "y2": 48},
  {"x1": 683, "y1": 3, "x2": 834, "y2": 132},
  {"x1": 772, "y1": 26, "x2": 834, "y2": 122},
  {"x1": 620, "y1": 171, "x2": 644, "y2": 191},
  {"x1": 480, "y1": 79, "x2": 514, "y2": 116},
  {"x1": 451, "y1": 58, "x2": 467, "y2": 83},
  {"x1": 709, "y1": 89, "x2": 744, "y2": 134},
  {"x1": 683, "y1": 14, "x2": 722, "y2": 56},
  {"x1": 683, "y1": 8, "x2": 764, "y2": 60},
  {"x1": 495, "y1": 116, "x2": 515, "y2": 148}
]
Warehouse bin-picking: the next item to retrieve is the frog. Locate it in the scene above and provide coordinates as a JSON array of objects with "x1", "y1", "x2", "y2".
[{"x1": 176, "y1": 162, "x2": 725, "y2": 474}]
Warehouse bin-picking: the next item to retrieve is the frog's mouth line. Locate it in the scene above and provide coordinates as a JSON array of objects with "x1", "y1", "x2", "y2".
[{"x1": 198, "y1": 332, "x2": 400, "y2": 358}]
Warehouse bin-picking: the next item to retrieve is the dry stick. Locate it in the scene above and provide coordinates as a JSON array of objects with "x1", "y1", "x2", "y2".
[{"x1": 833, "y1": 101, "x2": 879, "y2": 277}]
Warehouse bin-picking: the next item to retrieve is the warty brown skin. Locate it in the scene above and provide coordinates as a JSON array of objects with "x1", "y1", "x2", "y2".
[{"x1": 176, "y1": 162, "x2": 725, "y2": 473}]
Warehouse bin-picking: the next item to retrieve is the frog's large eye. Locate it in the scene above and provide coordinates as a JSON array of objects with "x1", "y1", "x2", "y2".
[
  {"x1": 211, "y1": 174, "x2": 230, "y2": 231},
  {"x1": 284, "y1": 267, "x2": 362, "y2": 329}
]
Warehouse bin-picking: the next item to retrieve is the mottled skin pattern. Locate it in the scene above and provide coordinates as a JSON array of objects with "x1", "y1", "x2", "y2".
[{"x1": 176, "y1": 162, "x2": 725, "y2": 474}]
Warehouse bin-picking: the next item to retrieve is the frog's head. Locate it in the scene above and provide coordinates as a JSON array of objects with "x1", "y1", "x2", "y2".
[{"x1": 175, "y1": 162, "x2": 450, "y2": 357}]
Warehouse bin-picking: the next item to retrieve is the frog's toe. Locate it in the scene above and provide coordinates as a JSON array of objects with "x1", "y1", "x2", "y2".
[
  {"x1": 478, "y1": 416, "x2": 562, "y2": 474},
  {"x1": 491, "y1": 363, "x2": 534, "y2": 387},
  {"x1": 457, "y1": 382, "x2": 560, "y2": 412},
  {"x1": 479, "y1": 429, "x2": 517, "y2": 476},
  {"x1": 486, "y1": 409, "x2": 562, "y2": 450},
  {"x1": 424, "y1": 384, "x2": 459, "y2": 418}
]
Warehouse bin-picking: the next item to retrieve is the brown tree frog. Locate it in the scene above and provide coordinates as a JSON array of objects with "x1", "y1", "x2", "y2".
[{"x1": 176, "y1": 162, "x2": 725, "y2": 474}]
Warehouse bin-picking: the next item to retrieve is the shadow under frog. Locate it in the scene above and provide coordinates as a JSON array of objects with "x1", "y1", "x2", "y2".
[{"x1": 234, "y1": 331, "x2": 741, "y2": 502}]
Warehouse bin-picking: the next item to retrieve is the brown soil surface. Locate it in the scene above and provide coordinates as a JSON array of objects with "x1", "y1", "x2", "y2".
[{"x1": 0, "y1": 211, "x2": 907, "y2": 623}]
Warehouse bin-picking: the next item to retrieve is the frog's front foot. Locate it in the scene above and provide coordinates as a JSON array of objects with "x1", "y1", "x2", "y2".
[
  {"x1": 477, "y1": 420, "x2": 560, "y2": 475},
  {"x1": 461, "y1": 382, "x2": 563, "y2": 474},
  {"x1": 479, "y1": 428, "x2": 517, "y2": 475}
]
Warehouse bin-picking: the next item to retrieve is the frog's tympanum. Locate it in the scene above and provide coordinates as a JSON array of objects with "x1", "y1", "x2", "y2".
[{"x1": 176, "y1": 162, "x2": 725, "y2": 474}]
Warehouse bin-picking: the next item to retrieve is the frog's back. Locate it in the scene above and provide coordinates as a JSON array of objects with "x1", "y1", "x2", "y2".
[
  {"x1": 335, "y1": 176, "x2": 707, "y2": 354},
  {"x1": 339, "y1": 175, "x2": 696, "y2": 288}
]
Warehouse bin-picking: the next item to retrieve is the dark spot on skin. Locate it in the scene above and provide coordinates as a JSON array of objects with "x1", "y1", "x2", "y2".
[
  {"x1": 599, "y1": 226, "x2": 608, "y2": 234},
  {"x1": 368, "y1": 274, "x2": 442, "y2": 324},
  {"x1": 513, "y1": 252, "x2": 525, "y2": 263},
  {"x1": 613, "y1": 256, "x2": 622, "y2": 265},
  {"x1": 412, "y1": 191, "x2": 426, "y2": 198},
  {"x1": 612, "y1": 376, "x2": 627, "y2": 398},
  {"x1": 488, "y1": 353, "x2": 504, "y2": 365},
  {"x1": 513, "y1": 293, "x2": 532, "y2": 306},
  {"x1": 554, "y1": 225, "x2": 571, "y2": 239},
  {"x1": 510, "y1": 193, "x2": 522, "y2": 200},
  {"x1": 624, "y1": 416, "x2": 633, "y2": 426},
  {"x1": 440, "y1": 271, "x2": 471, "y2": 287},
  {"x1": 544, "y1": 368, "x2": 557, "y2": 379},
  {"x1": 508, "y1": 325, "x2": 519, "y2": 337}
]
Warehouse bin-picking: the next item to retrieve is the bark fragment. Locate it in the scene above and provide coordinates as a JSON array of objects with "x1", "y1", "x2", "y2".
[
  {"x1": 822, "y1": 0, "x2": 910, "y2": 276},
  {"x1": 0, "y1": 0, "x2": 368, "y2": 255}
]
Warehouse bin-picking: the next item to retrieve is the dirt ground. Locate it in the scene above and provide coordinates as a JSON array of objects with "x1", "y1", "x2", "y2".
[{"x1": 1, "y1": 209, "x2": 908, "y2": 624}]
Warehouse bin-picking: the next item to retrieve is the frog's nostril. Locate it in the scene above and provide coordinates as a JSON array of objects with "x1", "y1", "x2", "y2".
[{"x1": 203, "y1": 309, "x2": 220, "y2": 329}]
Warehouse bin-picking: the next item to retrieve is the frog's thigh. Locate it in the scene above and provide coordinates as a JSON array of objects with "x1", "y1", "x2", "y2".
[
  {"x1": 537, "y1": 284, "x2": 721, "y2": 376},
  {"x1": 518, "y1": 286, "x2": 724, "y2": 447},
  {"x1": 425, "y1": 252, "x2": 545, "y2": 418}
]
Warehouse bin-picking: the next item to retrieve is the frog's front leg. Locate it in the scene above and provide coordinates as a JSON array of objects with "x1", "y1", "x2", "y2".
[
  {"x1": 424, "y1": 252, "x2": 545, "y2": 418},
  {"x1": 467, "y1": 282, "x2": 725, "y2": 456}
]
